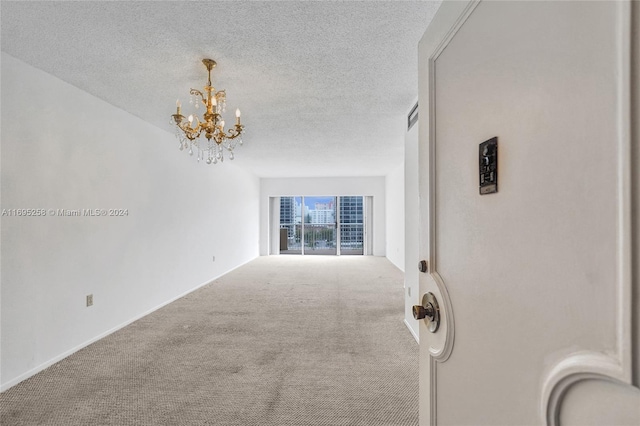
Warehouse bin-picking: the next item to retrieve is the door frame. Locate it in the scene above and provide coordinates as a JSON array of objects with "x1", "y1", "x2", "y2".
[
  {"x1": 416, "y1": 1, "x2": 639, "y2": 425},
  {"x1": 418, "y1": 3, "x2": 478, "y2": 423}
]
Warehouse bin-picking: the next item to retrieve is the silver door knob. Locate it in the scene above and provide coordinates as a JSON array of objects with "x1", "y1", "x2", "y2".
[
  {"x1": 412, "y1": 292, "x2": 440, "y2": 333},
  {"x1": 412, "y1": 304, "x2": 435, "y2": 320}
]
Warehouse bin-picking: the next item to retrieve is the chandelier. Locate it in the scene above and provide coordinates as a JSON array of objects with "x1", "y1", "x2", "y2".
[{"x1": 171, "y1": 59, "x2": 244, "y2": 164}]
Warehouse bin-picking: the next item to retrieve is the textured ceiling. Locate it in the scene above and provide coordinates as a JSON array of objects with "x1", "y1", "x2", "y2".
[{"x1": 1, "y1": 1, "x2": 441, "y2": 178}]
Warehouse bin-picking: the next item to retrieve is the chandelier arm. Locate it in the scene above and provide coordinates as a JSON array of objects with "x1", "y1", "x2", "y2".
[
  {"x1": 190, "y1": 89, "x2": 207, "y2": 105},
  {"x1": 171, "y1": 114, "x2": 184, "y2": 125},
  {"x1": 176, "y1": 120, "x2": 203, "y2": 141},
  {"x1": 220, "y1": 125, "x2": 244, "y2": 140}
]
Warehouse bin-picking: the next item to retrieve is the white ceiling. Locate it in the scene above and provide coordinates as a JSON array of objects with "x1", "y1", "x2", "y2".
[{"x1": 1, "y1": 1, "x2": 441, "y2": 178}]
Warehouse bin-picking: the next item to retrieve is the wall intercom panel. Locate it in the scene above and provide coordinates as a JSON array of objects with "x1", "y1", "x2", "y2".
[{"x1": 479, "y1": 137, "x2": 498, "y2": 195}]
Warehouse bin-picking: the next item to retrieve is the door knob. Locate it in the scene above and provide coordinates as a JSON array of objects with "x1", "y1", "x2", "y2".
[
  {"x1": 418, "y1": 260, "x2": 428, "y2": 273},
  {"x1": 412, "y1": 292, "x2": 440, "y2": 333}
]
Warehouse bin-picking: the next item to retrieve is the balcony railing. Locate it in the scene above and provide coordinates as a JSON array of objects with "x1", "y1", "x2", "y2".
[{"x1": 280, "y1": 223, "x2": 363, "y2": 255}]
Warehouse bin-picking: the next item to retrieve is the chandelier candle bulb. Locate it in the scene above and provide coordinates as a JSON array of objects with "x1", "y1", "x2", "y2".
[
  {"x1": 236, "y1": 109, "x2": 241, "y2": 125},
  {"x1": 176, "y1": 100, "x2": 181, "y2": 115}
]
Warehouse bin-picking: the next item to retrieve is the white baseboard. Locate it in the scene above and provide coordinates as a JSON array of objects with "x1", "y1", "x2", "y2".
[
  {"x1": 404, "y1": 318, "x2": 419, "y2": 343},
  {"x1": 0, "y1": 256, "x2": 257, "y2": 392}
]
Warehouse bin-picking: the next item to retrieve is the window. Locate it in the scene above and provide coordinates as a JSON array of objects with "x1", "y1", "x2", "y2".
[{"x1": 279, "y1": 196, "x2": 364, "y2": 255}]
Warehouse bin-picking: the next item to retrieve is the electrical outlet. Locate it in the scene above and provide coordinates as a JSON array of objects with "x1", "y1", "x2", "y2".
[{"x1": 86, "y1": 294, "x2": 93, "y2": 307}]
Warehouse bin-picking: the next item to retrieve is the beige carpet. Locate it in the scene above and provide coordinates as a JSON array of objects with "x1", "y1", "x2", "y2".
[{"x1": 0, "y1": 256, "x2": 418, "y2": 425}]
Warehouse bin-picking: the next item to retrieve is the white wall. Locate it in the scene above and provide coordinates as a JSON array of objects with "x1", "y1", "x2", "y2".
[
  {"x1": 385, "y1": 165, "x2": 404, "y2": 270},
  {"x1": 0, "y1": 53, "x2": 260, "y2": 390},
  {"x1": 403, "y1": 103, "x2": 419, "y2": 342},
  {"x1": 260, "y1": 177, "x2": 385, "y2": 256}
]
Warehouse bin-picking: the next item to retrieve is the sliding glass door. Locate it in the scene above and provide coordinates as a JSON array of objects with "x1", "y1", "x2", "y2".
[
  {"x1": 304, "y1": 197, "x2": 337, "y2": 255},
  {"x1": 279, "y1": 196, "x2": 363, "y2": 255},
  {"x1": 279, "y1": 196, "x2": 302, "y2": 254},
  {"x1": 339, "y1": 196, "x2": 364, "y2": 255}
]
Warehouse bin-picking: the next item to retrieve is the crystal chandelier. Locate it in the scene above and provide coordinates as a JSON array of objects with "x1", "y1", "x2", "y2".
[{"x1": 171, "y1": 59, "x2": 244, "y2": 164}]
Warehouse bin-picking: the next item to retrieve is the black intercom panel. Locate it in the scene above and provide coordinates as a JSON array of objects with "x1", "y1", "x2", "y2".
[{"x1": 479, "y1": 137, "x2": 498, "y2": 195}]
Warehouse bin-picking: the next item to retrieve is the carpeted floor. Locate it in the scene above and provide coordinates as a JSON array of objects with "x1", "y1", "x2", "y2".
[{"x1": 0, "y1": 256, "x2": 418, "y2": 425}]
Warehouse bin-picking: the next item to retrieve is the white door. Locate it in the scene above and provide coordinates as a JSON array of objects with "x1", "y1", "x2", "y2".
[{"x1": 416, "y1": 1, "x2": 639, "y2": 425}]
